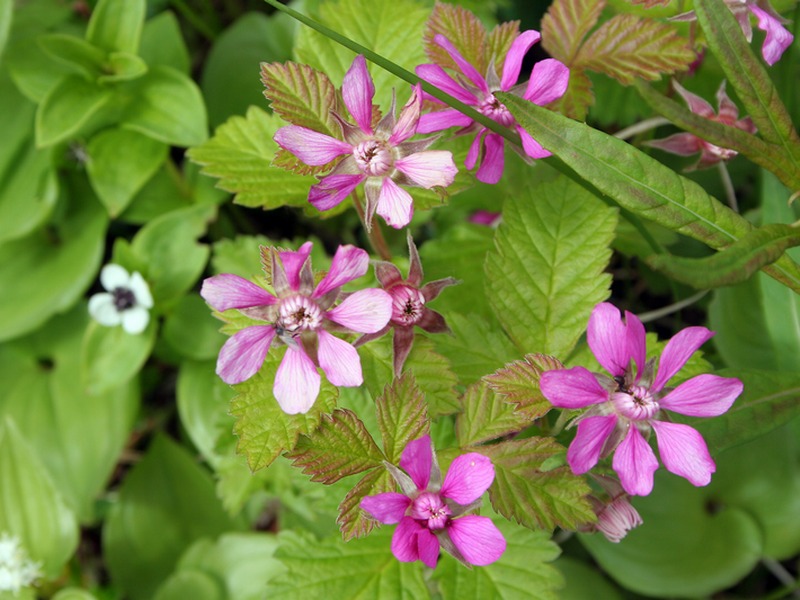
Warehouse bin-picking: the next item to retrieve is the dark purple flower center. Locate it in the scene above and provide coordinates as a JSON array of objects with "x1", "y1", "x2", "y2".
[
  {"x1": 479, "y1": 94, "x2": 515, "y2": 127},
  {"x1": 410, "y1": 492, "x2": 452, "y2": 531},
  {"x1": 277, "y1": 295, "x2": 322, "y2": 335},
  {"x1": 390, "y1": 285, "x2": 426, "y2": 326},
  {"x1": 354, "y1": 140, "x2": 393, "y2": 176},
  {"x1": 112, "y1": 287, "x2": 136, "y2": 311}
]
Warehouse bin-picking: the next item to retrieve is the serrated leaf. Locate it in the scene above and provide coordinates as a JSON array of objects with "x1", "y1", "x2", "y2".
[
  {"x1": 480, "y1": 438, "x2": 595, "y2": 531},
  {"x1": 499, "y1": 93, "x2": 800, "y2": 293},
  {"x1": 541, "y1": 0, "x2": 605, "y2": 65},
  {"x1": 287, "y1": 409, "x2": 383, "y2": 483},
  {"x1": 424, "y1": 3, "x2": 488, "y2": 74},
  {"x1": 484, "y1": 354, "x2": 564, "y2": 421},
  {"x1": 486, "y1": 21, "x2": 521, "y2": 76},
  {"x1": 187, "y1": 106, "x2": 317, "y2": 209},
  {"x1": 576, "y1": 14, "x2": 694, "y2": 85},
  {"x1": 548, "y1": 69, "x2": 594, "y2": 120},
  {"x1": 648, "y1": 224, "x2": 800, "y2": 288},
  {"x1": 230, "y1": 349, "x2": 338, "y2": 471},
  {"x1": 376, "y1": 372, "x2": 429, "y2": 463},
  {"x1": 338, "y1": 468, "x2": 394, "y2": 541},
  {"x1": 485, "y1": 175, "x2": 616, "y2": 358},
  {"x1": 456, "y1": 381, "x2": 529, "y2": 447}
]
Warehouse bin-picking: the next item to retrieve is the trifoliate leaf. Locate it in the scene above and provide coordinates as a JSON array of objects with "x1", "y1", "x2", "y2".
[
  {"x1": 480, "y1": 438, "x2": 595, "y2": 531},
  {"x1": 485, "y1": 174, "x2": 616, "y2": 359},
  {"x1": 424, "y1": 3, "x2": 488, "y2": 74},
  {"x1": 456, "y1": 381, "x2": 529, "y2": 447},
  {"x1": 187, "y1": 106, "x2": 317, "y2": 209},
  {"x1": 484, "y1": 354, "x2": 563, "y2": 421},
  {"x1": 376, "y1": 372, "x2": 429, "y2": 463},
  {"x1": 338, "y1": 468, "x2": 394, "y2": 541},
  {"x1": 287, "y1": 409, "x2": 384, "y2": 483},
  {"x1": 230, "y1": 349, "x2": 338, "y2": 471}
]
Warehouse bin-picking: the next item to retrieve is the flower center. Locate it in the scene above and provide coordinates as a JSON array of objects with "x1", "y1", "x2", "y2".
[
  {"x1": 703, "y1": 141, "x2": 737, "y2": 161},
  {"x1": 612, "y1": 385, "x2": 659, "y2": 421},
  {"x1": 479, "y1": 93, "x2": 515, "y2": 127},
  {"x1": 409, "y1": 492, "x2": 452, "y2": 531},
  {"x1": 353, "y1": 140, "x2": 393, "y2": 176},
  {"x1": 390, "y1": 285, "x2": 426, "y2": 326},
  {"x1": 277, "y1": 295, "x2": 323, "y2": 336},
  {"x1": 112, "y1": 287, "x2": 136, "y2": 311}
]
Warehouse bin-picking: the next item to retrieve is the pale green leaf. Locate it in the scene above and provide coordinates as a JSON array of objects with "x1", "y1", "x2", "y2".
[
  {"x1": 485, "y1": 174, "x2": 616, "y2": 358},
  {"x1": 80, "y1": 318, "x2": 156, "y2": 394},
  {"x1": 86, "y1": 0, "x2": 145, "y2": 55},
  {"x1": 52, "y1": 589, "x2": 99, "y2": 600},
  {"x1": 153, "y1": 571, "x2": 223, "y2": 600},
  {"x1": 337, "y1": 468, "x2": 394, "y2": 541},
  {"x1": 139, "y1": 11, "x2": 190, "y2": 74},
  {"x1": 376, "y1": 371, "x2": 429, "y2": 463},
  {"x1": 456, "y1": 380, "x2": 529, "y2": 447},
  {"x1": 37, "y1": 33, "x2": 106, "y2": 79},
  {"x1": 163, "y1": 295, "x2": 226, "y2": 362},
  {"x1": 35, "y1": 74, "x2": 114, "y2": 147},
  {"x1": 484, "y1": 354, "x2": 563, "y2": 421},
  {"x1": 98, "y1": 52, "x2": 147, "y2": 83}
]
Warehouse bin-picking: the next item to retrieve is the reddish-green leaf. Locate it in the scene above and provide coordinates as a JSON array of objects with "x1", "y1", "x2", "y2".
[
  {"x1": 287, "y1": 409, "x2": 384, "y2": 484},
  {"x1": 548, "y1": 69, "x2": 594, "y2": 120},
  {"x1": 456, "y1": 381, "x2": 530, "y2": 447},
  {"x1": 480, "y1": 438, "x2": 595, "y2": 531},
  {"x1": 541, "y1": 0, "x2": 605, "y2": 65},
  {"x1": 337, "y1": 468, "x2": 394, "y2": 541},
  {"x1": 484, "y1": 354, "x2": 563, "y2": 421},
  {"x1": 376, "y1": 372, "x2": 429, "y2": 463},
  {"x1": 424, "y1": 3, "x2": 488, "y2": 74},
  {"x1": 486, "y1": 20, "x2": 521, "y2": 75}
]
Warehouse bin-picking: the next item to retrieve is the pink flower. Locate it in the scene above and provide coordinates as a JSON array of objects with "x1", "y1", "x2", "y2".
[
  {"x1": 355, "y1": 234, "x2": 457, "y2": 374},
  {"x1": 200, "y1": 242, "x2": 392, "y2": 414},
  {"x1": 415, "y1": 32, "x2": 569, "y2": 184},
  {"x1": 274, "y1": 55, "x2": 457, "y2": 229},
  {"x1": 361, "y1": 435, "x2": 505, "y2": 568},
  {"x1": 583, "y1": 475, "x2": 643, "y2": 543},
  {"x1": 540, "y1": 302, "x2": 743, "y2": 496},
  {"x1": 646, "y1": 80, "x2": 757, "y2": 170}
]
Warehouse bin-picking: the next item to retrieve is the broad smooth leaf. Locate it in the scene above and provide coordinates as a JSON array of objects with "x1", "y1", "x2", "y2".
[
  {"x1": 163, "y1": 294, "x2": 226, "y2": 361},
  {"x1": 0, "y1": 0, "x2": 10, "y2": 61},
  {"x1": 375, "y1": 371, "x2": 429, "y2": 463},
  {"x1": 35, "y1": 74, "x2": 114, "y2": 147},
  {"x1": 86, "y1": 0, "x2": 145, "y2": 55},
  {"x1": 104, "y1": 435, "x2": 238, "y2": 600},
  {"x1": 37, "y1": 33, "x2": 106, "y2": 79},
  {"x1": 485, "y1": 174, "x2": 616, "y2": 358},
  {"x1": 80, "y1": 318, "x2": 156, "y2": 395},
  {"x1": 499, "y1": 93, "x2": 800, "y2": 293},
  {"x1": 456, "y1": 381, "x2": 529, "y2": 447},
  {"x1": 139, "y1": 11, "x2": 190, "y2": 74}
]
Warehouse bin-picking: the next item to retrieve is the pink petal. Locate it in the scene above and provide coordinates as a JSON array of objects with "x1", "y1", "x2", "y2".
[
  {"x1": 313, "y1": 244, "x2": 370, "y2": 297},
  {"x1": 376, "y1": 178, "x2": 414, "y2": 229},
  {"x1": 316, "y1": 329, "x2": 363, "y2": 387},
  {"x1": 652, "y1": 326, "x2": 714, "y2": 392},
  {"x1": 517, "y1": 126, "x2": 551, "y2": 159},
  {"x1": 715, "y1": 81, "x2": 739, "y2": 123},
  {"x1": 400, "y1": 435, "x2": 433, "y2": 490},
  {"x1": 326, "y1": 288, "x2": 392, "y2": 333},
  {"x1": 567, "y1": 415, "x2": 618, "y2": 474},
  {"x1": 273, "y1": 346, "x2": 320, "y2": 414},
  {"x1": 308, "y1": 173, "x2": 365, "y2": 211},
  {"x1": 417, "y1": 527, "x2": 440, "y2": 568},
  {"x1": 652, "y1": 420, "x2": 715, "y2": 487},
  {"x1": 417, "y1": 108, "x2": 474, "y2": 134},
  {"x1": 447, "y1": 516, "x2": 506, "y2": 566},
  {"x1": 342, "y1": 55, "x2": 375, "y2": 134},
  {"x1": 540, "y1": 366, "x2": 609, "y2": 409},
  {"x1": 658, "y1": 374, "x2": 742, "y2": 417},
  {"x1": 464, "y1": 130, "x2": 484, "y2": 170},
  {"x1": 646, "y1": 132, "x2": 703, "y2": 157},
  {"x1": 391, "y1": 516, "x2": 426, "y2": 563},
  {"x1": 415, "y1": 64, "x2": 479, "y2": 105},
  {"x1": 749, "y1": 4, "x2": 794, "y2": 66},
  {"x1": 673, "y1": 80, "x2": 716, "y2": 118},
  {"x1": 360, "y1": 492, "x2": 411, "y2": 524},
  {"x1": 433, "y1": 34, "x2": 489, "y2": 94},
  {"x1": 612, "y1": 426, "x2": 659, "y2": 496},
  {"x1": 279, "y1": 241, "x2": 313, "y2": 293},
  {"x1": 501, "y1": 30, "x2": 542, "y2": 90},
  {"x1": 440, "y1": 453, "x2": 495, "y2": 504},
  {"x1": 216, "y1": 325, "x2": 275, "y2": 384},
  {"x1": 523, "y1": 58, "x2": 569, "y2": 105},
  {"x1": 475, "y1": 132, "x2": 505, "y2": 184},
  {"x1": 395, "y1": 151, "x2": 457, "y2": 188},
  {"x1": 200, "y1": 274, "x2": 276, "y2": 312},
  {"x1": 587, "y1": 302, "x2": 630, "y2": 378},
  {"x1": 274, "y1": 125, "x2": 351, "y2": 166},
  {"x1": 389, "y1": 85, "x2": 421, "y2": 145}
]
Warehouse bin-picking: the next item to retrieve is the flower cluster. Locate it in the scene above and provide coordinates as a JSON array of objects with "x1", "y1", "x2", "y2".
[
  {"x1": 541, "y1": 302, "x2": 743, "y2": 496},
  {"x1": 0, "y1": 534, "x2": 40, "y2": 595},
  {"x1": 88, "y1": 264, "x2": 153, "y2": 334},
  {"x1": 361, "y1": 435, "x2": 505, "y2": 568}
]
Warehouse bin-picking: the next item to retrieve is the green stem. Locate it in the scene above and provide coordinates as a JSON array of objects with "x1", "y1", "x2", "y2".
[{"x1": 351, "y1": 189, "x2": 392, "y2": 260}]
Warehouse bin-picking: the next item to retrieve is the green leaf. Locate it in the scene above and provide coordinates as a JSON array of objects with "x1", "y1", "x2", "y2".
[
  {"x1": 499, "y1": 93, "x2": 800, "y2": 293},
  {"x1": 230, "y1": 349, "x2": 338, "y2": 471},
  {"x1": 80, "y1": 318, "x2": 156, "y2": 395},
  {"x1": 153, "y1": 571, "x2": 223, "y2": 600},
  {"x1": 35, "y1": 74, "x2": 114, "y2": 147},
  {"x1": 121, "y1": 65, "x2": 207, "y2": 147},
  {"x1": 484, "y1": 354, "x2": 563, "y2": 421},
  {"x1": 485, "y1": 174, "x2": 616, "y2": 358},
  {"x1": 37, "y1": 33, "x2": 106, "y2": 79},
  {"x1": 270, "y1": 529, "x2": 430, "y2": 599},
  {"x1": 139, "y1": 11, "x2": 190, "y2": 74},
  {"x1": 480, "y1": 438, "x2": 595, "y2": 531},
  {"x1": 432, "y1": 518, "x2": 563, "y2": 600},
  {"x1": 456, "y1": 381, "x2": 529, "y2": 447},
  {"x1": 163, "y1": 295, "x2": 226, "y2": 361},
  {"x1": 648, "y1": 224, "x2": 800, "y2": 288},
  {"x1": 187, "y1": 106, "x2": 317, "y2": 209},
  {"x1": 694, "y1": 0, "x2": 800, "y2": 178},
  {"x1": 0, "y1": 418, "x2": 78, "y2": 577},
  {"x1": 118, "y1": 164, "x2": 194, "y2": 224},
  {"x1": 541, "y1": 0, "x2": 604, "y2": 67},
  {"x1": 86, "y1": 0, "x2": 145, "y2": 55},
  {"x1": 423, "y1": 2, "x2": 489, "y2": 75},
  {"x1": 104, "y1": 435, "x2": 238, "y2": 600},
  {"x1": 86, "y1": 127, "x2": 167, "y2": 216},
  {"x1": 0, "y1": 0, "x2": 10, "y2": 61},
  {"x1": 98, "y1": 52, "x2": 148, "y2": 83},
  {"x1": 375, "y1": 372, "x2": 429, "y2": 463},
  {"x1": 52, "y1": 589, "x2": 99, "y2": 600},
  {"x1": 287, "y1": 409, "x2": 384, "y2": 483},
  {"x1": 555, "y1": 557, "x2": 623, "y2": 600},
  {"x1": 337, "y1": 468, "x2": 394, "y2": 541}
]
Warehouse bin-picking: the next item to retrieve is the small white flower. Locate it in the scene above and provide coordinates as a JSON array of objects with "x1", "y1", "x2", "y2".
[
  {"x1": 88, "y1": 264, "x2": 154, "y2": 334},
  {"x1": 0, "y1": 533, "x2": 40, "y2": 594}
]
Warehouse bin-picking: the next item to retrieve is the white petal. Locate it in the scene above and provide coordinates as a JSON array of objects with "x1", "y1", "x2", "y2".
[
  {"x1": 317, "y1": 329, "x2": 363, "y2": 387},
  {"x1": 100, "y1": 264, "x2": 131, "y2": 291},
  {"x1": 274, "y1": 346, "x2": 321, "y2": 414},
  {"x1": 121, "y1": 306, "x2": 150, "y2": 334},
  {"x1": 129, "y1": 272, "x2": 154, "y2": 308},
  {"x1": 88, "y1": 293, "x2": 121, "y2": 326}
]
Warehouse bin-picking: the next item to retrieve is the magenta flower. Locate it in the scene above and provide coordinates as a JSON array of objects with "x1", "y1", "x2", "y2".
[
  {"x1": 583, "y1": 475, "x2": 643, "y2": 543},
  {"x1": 540, "y1": 302, "x2": 743, "y2": 496},
  {"x1": 355, "y1": 234, "x2": 457, "y2": 374},
  {"x1": 415, "y1": 32, "x2": 569, "y2": 184},
  {"x1": 361, "y1": 435, "x2": 505, "y2": 568},
  {"x1": 274, "y1": 55, "x2": 457, "y2": 229},
  {"x1": 647, "y1": 80, "x2": 757, "y2": 170},
  {"x1": 201, "y1": 242, "x2": 392, "y2": 414}
]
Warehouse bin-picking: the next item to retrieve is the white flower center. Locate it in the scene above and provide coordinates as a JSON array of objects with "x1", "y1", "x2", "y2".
[
  {"x1": 390, "y1": 285, "x2": 426, "y2": 326},
  {"x1": 612, "y1": 385, "x2": 659, "y2": 421},
  {"x1": 354, "y1": 140, "x2": 393, "y2": 176},
  {"x1": 277, "y1": 295, "x2": 323, "y2": 335},
  {"x1": 479, "y1": 93, "x2": 515, "y2": 127},
  {"x1": 410, "y1": 491, "x2": 452, "y2": 531}
]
